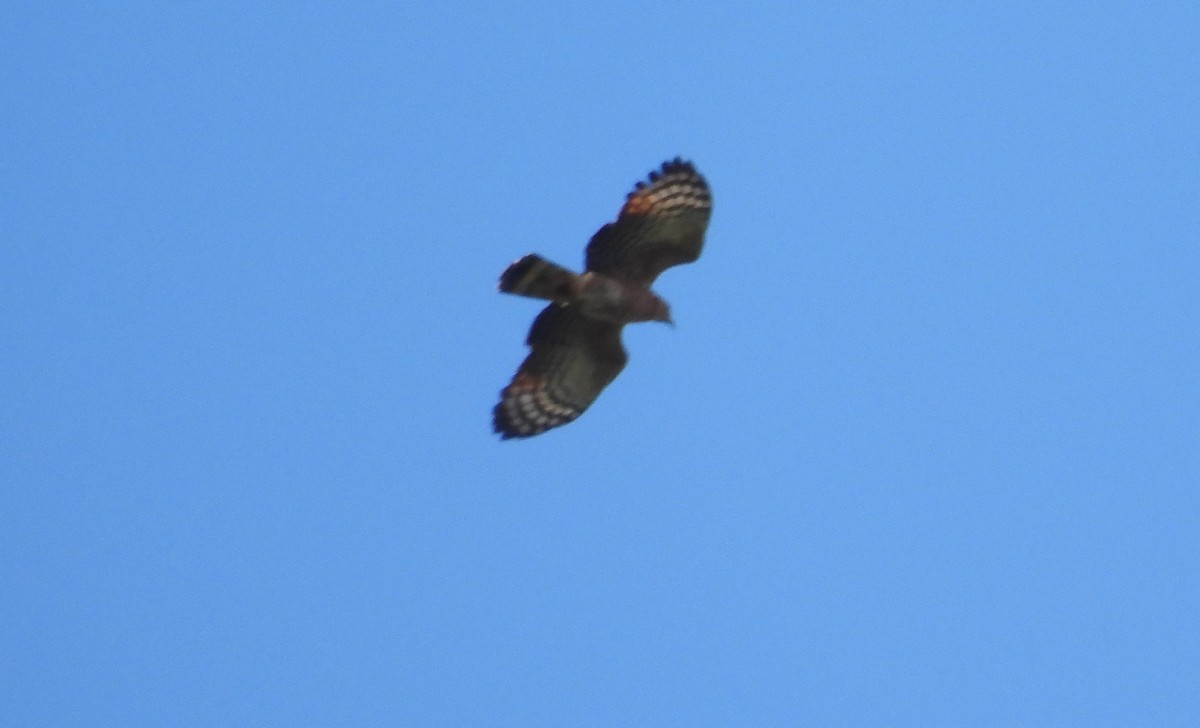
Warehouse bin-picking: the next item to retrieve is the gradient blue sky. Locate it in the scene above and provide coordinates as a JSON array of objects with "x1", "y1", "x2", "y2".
[{"x1": 3, "y1": 2, "x2": 1197, "y2": 725}]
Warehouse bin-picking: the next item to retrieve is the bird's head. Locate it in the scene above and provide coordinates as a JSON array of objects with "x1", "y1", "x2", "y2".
[{"x1": 652, "y1": 298, "x2": 674, "y2": 327}]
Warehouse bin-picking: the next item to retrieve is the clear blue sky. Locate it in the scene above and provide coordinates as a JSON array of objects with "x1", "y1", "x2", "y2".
[{"x1": 3, "y1": 2, "x2": 1197, "y2": 725}]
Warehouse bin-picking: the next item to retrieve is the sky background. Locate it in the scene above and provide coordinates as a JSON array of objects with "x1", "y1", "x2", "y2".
[{"x1": 3, "y1": 2, "x2": 1198, "y2": 725}]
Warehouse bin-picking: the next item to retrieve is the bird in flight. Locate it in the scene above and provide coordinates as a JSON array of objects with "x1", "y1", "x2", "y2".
[{"x1": 493, "y1": 158, "x2": 712, "y2": 439}]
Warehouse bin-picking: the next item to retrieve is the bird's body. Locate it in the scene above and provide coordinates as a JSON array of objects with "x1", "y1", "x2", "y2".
[
  {"x1": 494, "y1": 158, "x2": 712, "y2": 439},
  {"x1": 499, "y1": 254, "x2": 672, "y2": 325}
]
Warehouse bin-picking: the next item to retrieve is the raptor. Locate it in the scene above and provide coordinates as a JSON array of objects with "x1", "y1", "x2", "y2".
[{"x1": 493, "y1": 158, "x2": 712, "y2": 439}]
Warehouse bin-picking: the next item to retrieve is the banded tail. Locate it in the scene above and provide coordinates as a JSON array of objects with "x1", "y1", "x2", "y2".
[{"x1": 498, "y1": 254, "x2": 580, "y2": 303}]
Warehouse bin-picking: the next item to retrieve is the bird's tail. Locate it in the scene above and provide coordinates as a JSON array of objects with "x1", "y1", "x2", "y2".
[{"x1": 498, "y1": 254, "x2": 580, "y2": 303}]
